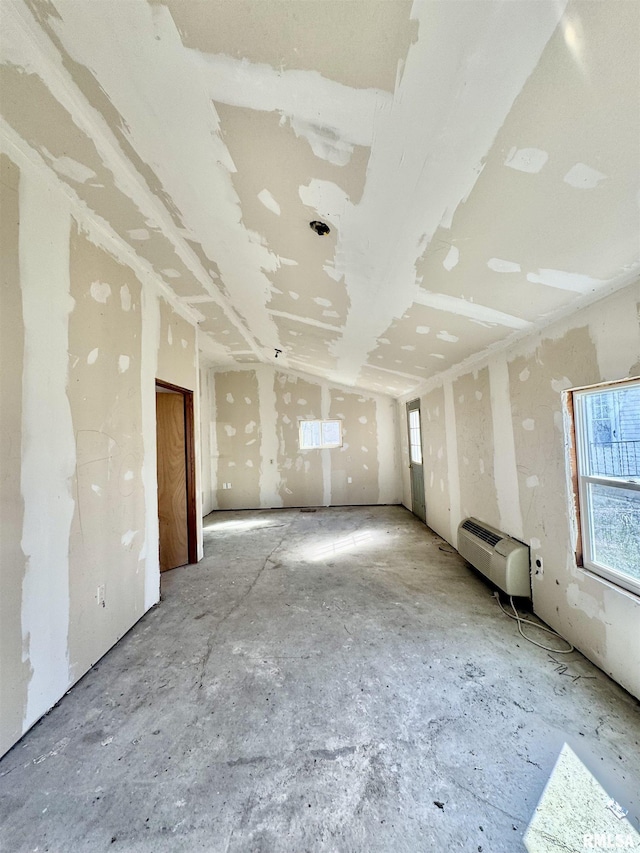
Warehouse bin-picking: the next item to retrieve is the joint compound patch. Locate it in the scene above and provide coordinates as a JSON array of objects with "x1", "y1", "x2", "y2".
[
  {"x1": 488, "y1": 258, "x2": 521, "y2": 273},
  {"x1": 443, "y1": 246, "x2": 459, "y2": 271},
  {"x1": 90, "y1": 280, "x2": 111, "y2": 303},
  {"x1": 563, "y1": 163, "x2": 607, "y2": 189},
  {"x1": 504, "y1": 147, "x2": 548, "y2": 173},
  {"x1": 257, "y1": 189, "x2": 281, "y2": 215}
]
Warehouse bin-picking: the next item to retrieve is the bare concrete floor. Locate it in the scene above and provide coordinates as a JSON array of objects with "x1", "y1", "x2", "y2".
[{"x1": 1, "y1": 506, "x2": 639, "y2": 852}]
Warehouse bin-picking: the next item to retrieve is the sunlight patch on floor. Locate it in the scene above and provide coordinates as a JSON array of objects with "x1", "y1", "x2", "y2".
[
  {"x1": 205, "y1": 517, "x2": 282, "y2": 533},
  {"x1": 524, "y1": 744, "x2": 639, "y2": 852},
  {"x1": 304, "y1": 529, "x2": 384, "y2": 562}
]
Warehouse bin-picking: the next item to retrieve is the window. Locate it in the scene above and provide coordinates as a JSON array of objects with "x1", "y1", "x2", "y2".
[
  {"x1": 299, "y1": 419, "x2": 342, "y2": 450},
  {"x1": 408, "y1": 408, "x2": 422, "y2": 464},
  {"x1": 572, "y1": 379, "x2": 640, "y2": 596}
]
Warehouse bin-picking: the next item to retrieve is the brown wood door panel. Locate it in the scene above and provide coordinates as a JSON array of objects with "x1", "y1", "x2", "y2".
[{"x1": 156, "y1": 391, "x2": 188, "y2": 571}]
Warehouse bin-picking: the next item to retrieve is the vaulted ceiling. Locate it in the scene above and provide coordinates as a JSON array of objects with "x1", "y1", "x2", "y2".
[{"x1": 2, "y1": 0, "x2": 638, "y2": 396}]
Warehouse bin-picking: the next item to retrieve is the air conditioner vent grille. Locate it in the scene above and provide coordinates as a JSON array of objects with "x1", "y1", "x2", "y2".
[{"x1": 460, "y1": 519, "x2": 501, "y2": 548}]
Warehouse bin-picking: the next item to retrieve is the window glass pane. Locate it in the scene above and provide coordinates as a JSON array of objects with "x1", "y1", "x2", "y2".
[
  {"x1": 584, "y1": 384, "x2": 640, "y2": 479},
  {"x1": 408, "y1": 409, "x2": 422, "y2": 464},
  {"x1": 300, "y1": 420, "x2": 321, "y2": 449},
  {"x1": 321, "y1": 420, "x2": 341, "y2": 446},
  {"x1": 587, "y1": 482, "x2": 640, "y2": 579}
]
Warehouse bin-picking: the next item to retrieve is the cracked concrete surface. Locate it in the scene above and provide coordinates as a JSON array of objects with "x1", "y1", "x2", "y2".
[{"x1": 0, "y1": 506, "x2": 639, "y2": 851}]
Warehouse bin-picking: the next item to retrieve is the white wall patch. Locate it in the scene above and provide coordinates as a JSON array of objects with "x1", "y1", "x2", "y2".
[
  {"x1": 127, "y1": 229, "x2": 149, "y2": 241},
  {"x1": 50, "y1": 155, "x2": 96, "y2": 184},
  {"x1": 414, "y1": 290, "x2": 531, "y2": 330},
  {"x1": 527, "y1": 269, "x2": 603, "y2": 294},
  {"x1": 504, "y1": 147, "x2": 549, "y2": 173},
  {"x1": 563, "y1": 163, "x2": 607, "y2": 189},
  {"x1": 257, "y1": 189, "x2": 281, "y2": 216},
  {"x1": 90, "y1": 280, "x2": 111, "y2": 303},
  {"x1": 120, "y1": 284, "x2": 132, "y2": 312},
  {"x1": 443, "y1": 246, "x2": 459, "y2": 271},
  {"x1": 488, "y1": 258, "x2": 521, "y2": 273},
  {"x1": 121, "y1": 530, "x2": 138, "y2": 548}
]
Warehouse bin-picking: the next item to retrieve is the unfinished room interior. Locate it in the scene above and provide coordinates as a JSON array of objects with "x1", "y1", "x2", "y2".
[{"x1": 1, "y1": 0, "x2": 639, "y2": 850}]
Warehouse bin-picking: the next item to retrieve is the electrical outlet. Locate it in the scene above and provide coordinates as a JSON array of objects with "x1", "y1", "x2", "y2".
[
  {"x1": 347, "y1": 476, "x2": 352, "y2": 484},
  {"x1": 97, "y1": 584, "x2": 106, "y2": 608},
  {"x1": 227, "y1": 482, "x2": 231, "y2": 489},
  {"x1": 533, "y1": 555, "x2": 544, "y2": 576}
]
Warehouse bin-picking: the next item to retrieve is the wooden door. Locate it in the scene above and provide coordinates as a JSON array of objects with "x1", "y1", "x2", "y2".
[{"x1": 156, "y1": 390, "x2": 188, "y2": 571}]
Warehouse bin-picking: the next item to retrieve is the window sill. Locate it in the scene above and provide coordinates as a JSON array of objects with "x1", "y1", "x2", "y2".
[{"x1": 577, "y1": 565, "x2": 640, "y2": 603}]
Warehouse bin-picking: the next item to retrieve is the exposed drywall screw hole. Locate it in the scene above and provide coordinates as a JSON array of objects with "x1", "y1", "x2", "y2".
[{"x1": 309, "y1": 220, "x2": 330, "y2": 235}]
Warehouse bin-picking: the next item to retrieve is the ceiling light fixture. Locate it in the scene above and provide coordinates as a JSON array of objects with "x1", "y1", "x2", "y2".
[{"x1": 309, "y1": 220, "x2": 330, "y2": 236}]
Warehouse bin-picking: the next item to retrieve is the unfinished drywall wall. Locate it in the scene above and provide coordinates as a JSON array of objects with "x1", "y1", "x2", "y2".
[
  {"x1": 199, "y1": 366, "x2": 214, "y2": 517},
  {"x1": 421, "y1": 386, "x2": 450, "y2": 540},
  {"x1": 399, "y1": 280, "x2": 640, "y2": 699},
  {"x1": 274, "y1": 371, "x2": 324, "y2": 507},
  {"x1": 0, "y1": 154, "x2": 29, "y2": 753},
  {"x1": 329, "y1": 389, "x2": 379, "y2": 505},
  {"x1": 157, "y1": 297, "x2": 198, "y2": 392},
  {"x1": 66, "y1": 225, "x2": 146, "y2": 681},
  {"x1": 214, "y1": 370, "x2": 263, "y2": 509},
  {"x1": 452, "y1": 368, "x2": 499, "y2": 526},
  {"x1": 204, "y1": 365, "x2": 400, "y2": 510},
  {"x1": 508, "y1": 327, "x2": 606, "y2": 657},
  {"x1": 0, "y1": 144, "x2": 202, "y2": 757},
  {"x1": 17, "y1": 160, "x2": 75, "y2": 751}
]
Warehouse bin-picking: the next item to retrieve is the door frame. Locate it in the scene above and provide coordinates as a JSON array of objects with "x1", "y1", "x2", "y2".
[{"x1": 156, "y1": 379, "x2": 198, "y2": 566}]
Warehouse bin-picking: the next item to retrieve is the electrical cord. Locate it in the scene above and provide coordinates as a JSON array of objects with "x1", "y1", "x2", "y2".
[{"x1": 495, "y1": 592, "x2": 574, "y2": 654}]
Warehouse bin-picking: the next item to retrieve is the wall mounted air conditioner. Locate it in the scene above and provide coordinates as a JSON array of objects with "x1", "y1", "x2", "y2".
[{"x1": 457, "y1": 518, "x2": 531, "y2": 598}]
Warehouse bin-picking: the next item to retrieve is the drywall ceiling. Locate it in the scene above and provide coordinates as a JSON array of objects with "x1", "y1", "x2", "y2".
[{"x1": 2, "y1": 0, "x2": 639, "y2": 397}]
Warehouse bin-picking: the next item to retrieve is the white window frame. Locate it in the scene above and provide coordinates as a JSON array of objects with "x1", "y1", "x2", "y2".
[
  {"x1": 573, "y1": 378, "x2": 640, "y2": 597},
  {"x1": 407, "y1": 405, "x2": 423, "y2": 465},
  {"x1": 298, "y1": 419, "x2": 343, "y2": 450}
]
